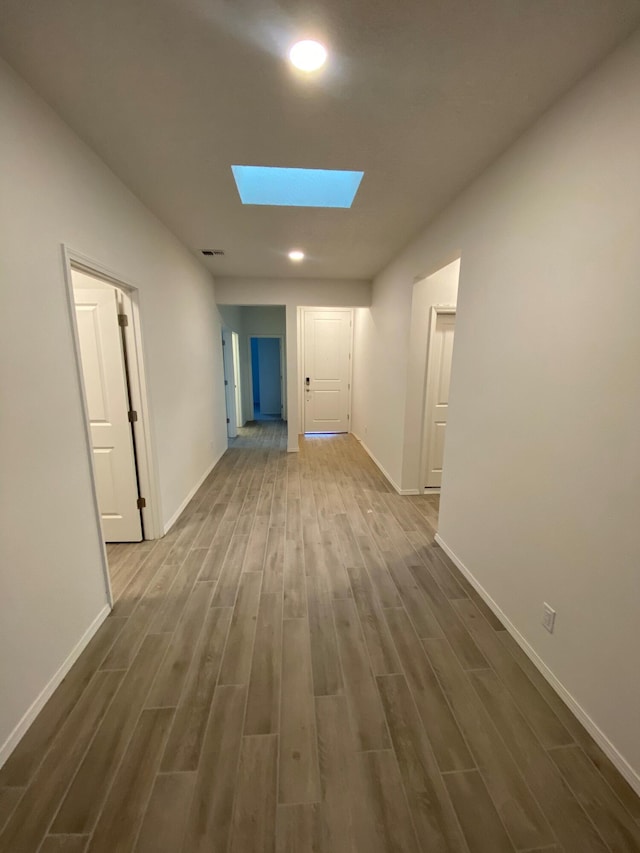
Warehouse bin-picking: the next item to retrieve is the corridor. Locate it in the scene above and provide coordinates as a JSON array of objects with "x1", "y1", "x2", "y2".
[{"x1": 1, "y1": 422, "x2": 638, "y2": 852}]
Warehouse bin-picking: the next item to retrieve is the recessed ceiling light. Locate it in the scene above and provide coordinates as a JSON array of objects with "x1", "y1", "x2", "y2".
[
  {"x1": 289, "y1": 40, "x2": 327, "y2": 72},
  {"x1": 288, "y1": 250, "x2": 305, "y2": 262}
]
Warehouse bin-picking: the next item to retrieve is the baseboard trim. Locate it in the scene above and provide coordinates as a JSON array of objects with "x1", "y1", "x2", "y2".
[
  {"x1": 0, "y1": 604, "x2": 111, "y2": 770},
  {"x1": 163, "y1": 448, "x2": 226, "y2": 535},
  {"x1": 353, "y1": 434, "x2": 420, "y2": 495},
  {"x1": 434, "y1": 533, "x2": 640, "y2": 797}
]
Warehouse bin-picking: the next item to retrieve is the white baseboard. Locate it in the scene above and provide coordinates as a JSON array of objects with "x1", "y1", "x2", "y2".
[
  {"x1": 434, "y1": 533, "x2": 640, "y2": 797},
  {"x1": 0, "y1": 604, "x2": 111, "y2": 770},
  {"x1": 353, "y1": 434, "x2": 420, "y2": 495},
  {"x1": 163, "y1": 448, "x2": 226, "y2": 535}
]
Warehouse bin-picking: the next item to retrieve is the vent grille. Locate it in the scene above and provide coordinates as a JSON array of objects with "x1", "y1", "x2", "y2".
[{"x1": 202, "y1": 249, "x2": 225, "y2": 256}]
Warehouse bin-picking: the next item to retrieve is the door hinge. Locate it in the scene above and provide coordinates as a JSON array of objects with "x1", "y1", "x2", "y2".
[
  {"x1": 222, "y1": 338, "x2": 226, "y2": 345},
  {"x1": 224, "y1": 379, "x2": 229, "y2": 386},
  {"x1": 347, "y1": 414, "x2": 350, "y2": 420},
  {"x1": 226, "y1": 417, "x2": 230, "y2": 424},
  {"x1": 128, "y1": 410, "x2": 138, "y2": 423},
  {"x1": 137, "y1": 497, "x2": 146, "y2": 509},
  {"x1": 118, "y1": 313, "x2": 128, "y2": 327}
]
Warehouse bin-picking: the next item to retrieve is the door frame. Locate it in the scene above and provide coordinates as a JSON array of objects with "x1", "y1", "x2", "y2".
[
  {"x1": 247, "y1": 334, "x2": 286, "y2": 420},
  {"x1": 299, "y1": 307, "x2": 354, "y2": 434},
  {"x1": 62, "y1": 245, "x2": 163, "y2": 601},
  {"x1": 419, "y1": 305, "x2": 456, "y2": 494}
]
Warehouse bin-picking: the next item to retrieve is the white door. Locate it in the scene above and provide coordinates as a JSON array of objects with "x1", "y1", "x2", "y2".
[
  {"x1": 423, "y1": 311, "x2": 455, "y2": 488},
  {"x1": 303, "y1": 309, "x2": 352, "y2": 433},
  {"x1": 74, "y1": 281, "x2": 142, "y2": 541},
  {"x1": 222, "y1": 331, "x2": 237, "y2": 438},
  {"x1": 232, "y1": 331, "x2": 242, "y2": 427}
]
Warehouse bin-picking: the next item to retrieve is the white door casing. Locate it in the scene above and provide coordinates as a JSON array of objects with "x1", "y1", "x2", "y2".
[
  {"x1": 73, "y1": 283, "x2": 142, "y2": 541},
  {"x1": 303, "y1": 309, "x2": 352, "y2": 433},
  {"x1": 423, "y1": 309, "x2": 456, "y2": 489}
]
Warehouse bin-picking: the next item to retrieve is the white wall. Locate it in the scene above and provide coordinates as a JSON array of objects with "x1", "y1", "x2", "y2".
[
  {"x1": 0, "y1": 59, "x2": 227, "y2": 765},
  {"x1": 216, "y1": 278, "x2": 371, "y2": 450},
  {"x1": 351, "y1": 31, "x2": 640, "y2": 788}
]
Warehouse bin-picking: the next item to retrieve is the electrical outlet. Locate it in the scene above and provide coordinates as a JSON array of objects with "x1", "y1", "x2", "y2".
[{"x1": 542, "y1": 603, "x2": 556, "y2": 634}]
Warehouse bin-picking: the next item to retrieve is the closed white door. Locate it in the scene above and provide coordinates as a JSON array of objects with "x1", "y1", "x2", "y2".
[
  {"x1": 423, "y1": 311, "x2": 455, "y2": 488},
  {"x1": 304, "y1": 309, "x2": 352, "y2": 433},
  {"x1": 74, "y1": 282, "x2": 142, "y2": 541}
]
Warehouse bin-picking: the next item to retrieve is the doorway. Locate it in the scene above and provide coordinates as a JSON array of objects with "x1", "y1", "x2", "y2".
[
  {"x1": 421, "y1": 307, "x2": 456, "y2": 491},
  {"x1": 302, "y1": 308, "x2": 353, "y2": 433},
  {"x1": 250, "y1": 336, "x2": 284, "y2": 421}
]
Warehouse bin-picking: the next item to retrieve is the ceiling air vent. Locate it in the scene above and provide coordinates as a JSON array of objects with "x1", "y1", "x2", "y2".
[{"x1": 202, "y1": 249, "x2": 225, "y2": 256}]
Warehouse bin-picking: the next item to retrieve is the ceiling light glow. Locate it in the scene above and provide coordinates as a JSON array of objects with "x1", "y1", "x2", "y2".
[
  {"x1": 289, "y1": 40, "x2": 327, "y2": 72},
  {"x1": 288, "y1": 250, "x2": 305, "y2": 261}
]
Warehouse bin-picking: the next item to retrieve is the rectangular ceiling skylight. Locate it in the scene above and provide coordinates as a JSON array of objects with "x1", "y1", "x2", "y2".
[{"x1": 231, "y1": 165, "x2": 364, "y2": 208}]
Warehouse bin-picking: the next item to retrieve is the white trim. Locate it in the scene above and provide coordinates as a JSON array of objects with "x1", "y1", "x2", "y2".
[
  {"x1": 353, "y1": 434, "x2": 420, "y2": 495},
  {"x1": 62, "y1": 246, "x2": 163, "y2": 542},
  {"x1": 434, "y1": 533, "x2": 640, "y2": 798},
  {"x1": 0, "y1": 605, "x2": 111, "y2": 770},
  {"x1": 163, "y1": 448, "x2": 225, "y2": 534},
  {"x1": 423, "y1": 487, "x2": 441, "y2": 495}
]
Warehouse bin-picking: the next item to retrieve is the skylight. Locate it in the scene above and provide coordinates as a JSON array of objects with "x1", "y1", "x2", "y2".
[{"x1": 231, "y1": 165, "x2": 364, "y2": 208}]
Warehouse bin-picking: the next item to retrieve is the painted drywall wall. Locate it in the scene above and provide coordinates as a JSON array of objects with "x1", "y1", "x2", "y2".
[
  {"x1": 216, "y1": 279, "x2": 371, "y2": 450},
  {"x1": 351, "y1": 31, "x2": 640, "y2": 787},
  {"x1": 0, "y1": 59, "x2": 227, "y2": 765}
]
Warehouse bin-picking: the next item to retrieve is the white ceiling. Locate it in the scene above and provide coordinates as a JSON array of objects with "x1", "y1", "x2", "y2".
[{"x1": 1, "y1": 0, "x2": 639, "y2": 280}]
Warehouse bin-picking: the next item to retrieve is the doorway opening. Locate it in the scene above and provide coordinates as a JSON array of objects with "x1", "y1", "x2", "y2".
[
  {"x1": 250, "y1": 336, "x2": 284, "y2": 421},
  {"x1": 64, "y1": 248, "x2": 160, "y2": 603}
]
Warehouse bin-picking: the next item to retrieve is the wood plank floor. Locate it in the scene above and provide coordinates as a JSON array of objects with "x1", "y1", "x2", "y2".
[{"x1": 1, "y1": 420, "x2": 639, "y2": 852}]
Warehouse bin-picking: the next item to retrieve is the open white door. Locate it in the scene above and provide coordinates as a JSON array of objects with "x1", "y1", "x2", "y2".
[
  {"x1": 423, "y1": 310, "x2": 455, "y2": 489},
  {"x1": 74, "y1": 282, "x2": 142, "y2": 541},
  {"x1": 222, "y1": 330, "x2": 237, "y2": 438},
  {"x1": 232, "y1": 331, "x2": 243, "y2": 427},
  {"x1": 303, "y1": 309, "x2": 352, "y2": 433}
]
